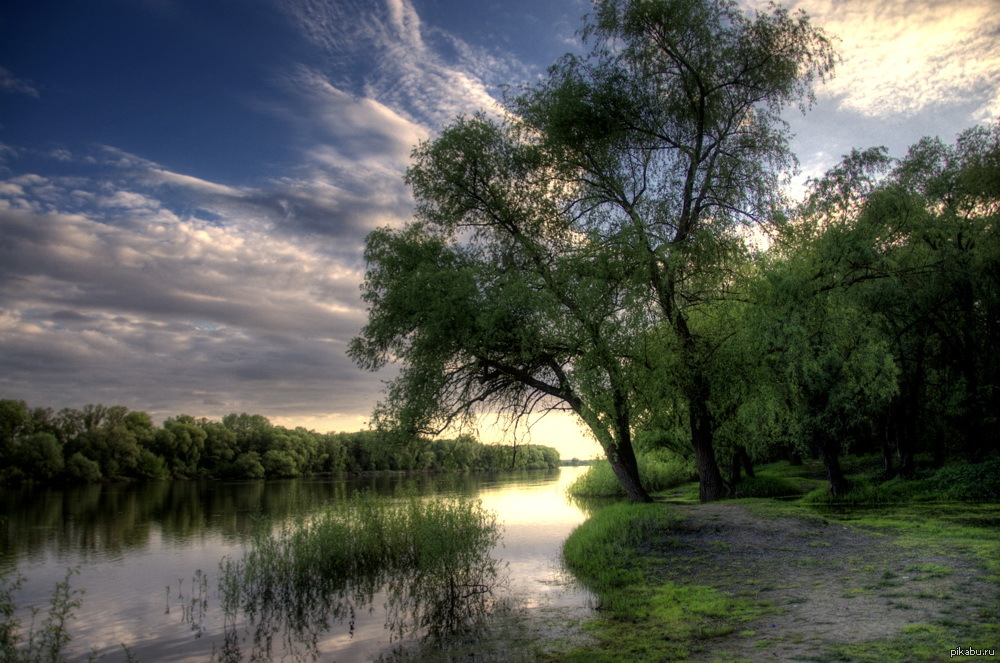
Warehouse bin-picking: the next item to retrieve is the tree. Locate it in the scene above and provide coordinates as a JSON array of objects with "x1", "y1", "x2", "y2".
[
  {"x1": 773, "y1": 124, "x2": 1000, "y2": 486},
  {"x1": 351, "y1": 0, "x2": 834, "y2": 501},
  {"x1": 15, "y1": 433, "x2": 64, "y2": 480},
  {"x1": 154, "y1": 418, "x2": 208, "y2": 478}
]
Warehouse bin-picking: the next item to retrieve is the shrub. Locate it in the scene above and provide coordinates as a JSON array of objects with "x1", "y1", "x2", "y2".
[
  {"x1": 567, "y1": 452, "x2": 693, "y2": 497},
  {"x1": 930, "y1": 458, "x2": 1000, "y2": 501},
  {"x1": 134, "y1": 449, "x2": 170, "y2": 480}
]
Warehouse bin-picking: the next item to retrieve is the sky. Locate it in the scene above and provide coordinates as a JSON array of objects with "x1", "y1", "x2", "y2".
[{"x1": 1, "y1": 0, "x2": 997, "y2": 459}]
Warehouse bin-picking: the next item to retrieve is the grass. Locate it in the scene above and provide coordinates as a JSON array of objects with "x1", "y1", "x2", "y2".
[
  {"x1": 554, "y1": 454, "x2": 1000, "y2": 663},
  {"x1": 217, "y1": 490, "x2": 504, "y2": 661},
  {"x1": 566, "y1": 452, "x2": 694, "y2": 498},
  {"x1": 559, "y1": 502, "x2": 770, "y2": 662}
]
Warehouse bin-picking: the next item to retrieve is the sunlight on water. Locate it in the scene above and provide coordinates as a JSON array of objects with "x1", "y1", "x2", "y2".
[{"x1": 1, "y1": 466, "x2": 594, "y2": 662}]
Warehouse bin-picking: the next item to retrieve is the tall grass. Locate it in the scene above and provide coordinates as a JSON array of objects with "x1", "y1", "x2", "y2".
[
  {"x1": 217, "y1": 490, "x2": 504, "y2": 661},
  {"x1": 566, "y1": 451, "x2": 693, "y2": 497}
]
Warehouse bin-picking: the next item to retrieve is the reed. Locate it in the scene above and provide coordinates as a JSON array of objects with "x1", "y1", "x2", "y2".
[{"x1": 216, "y1": 490, "x2": 504, "y2": 661}]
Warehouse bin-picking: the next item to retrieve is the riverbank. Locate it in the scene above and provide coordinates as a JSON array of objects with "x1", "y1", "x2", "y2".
[
  {"x1": 388, "y1": 462, "x2": 999, "y2": 663},
  {"x1": 555, "y1": 475, "x2": 1000, "y2": 662}
]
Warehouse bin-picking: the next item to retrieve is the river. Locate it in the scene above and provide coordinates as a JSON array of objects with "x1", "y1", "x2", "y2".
[{"x1": 0, "y1": 467, "x2": 594, "y2": 662}]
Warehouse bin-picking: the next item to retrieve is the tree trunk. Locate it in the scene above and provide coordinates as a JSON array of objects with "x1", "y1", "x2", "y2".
[
  {"x1": 818, "y1": 443, "x2": 849, "y2": 497},
  {"x1": 729, "y1": 449, "x2": 742, "y2": 486},
  {"x1": 607, "y1": 443, "x2": 652, "y2": 502},
  {"x1": 690, "y1": 398, "x2": 727, "y2": 501},
  {"x1": 738, "y1": 446, "x2": 755, "y2": 478},
  {"x1": 728, "y1": 445, "x2": 755, "y2": 485},
  {"x1": 880, "y1": 413, "x2": 895, "y2": 479}
]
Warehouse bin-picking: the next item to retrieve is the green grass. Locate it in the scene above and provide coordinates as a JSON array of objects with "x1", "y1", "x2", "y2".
[
  {"x1": 730, "y1": 476, "x2": 803, "y2": 499},
  {"x1": 818, "y1": 623, "x2": 999, "y2": 662},
  {"x1": 555, "y1": 455, "x2": 1000, "y2": 663},
  {"x1": 566, "y1": 452, "x2": 694, "y2": 498},
  {"x1": 559, "y1": 502, "x2": 769, "y2": 662},
  {"x1": 218, "y1": 490, "x2": 504, "y2": 660}
]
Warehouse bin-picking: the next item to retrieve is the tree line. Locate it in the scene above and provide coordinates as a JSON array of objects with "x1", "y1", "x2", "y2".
[
  {"x1": 0, "y1": 401, "x2": 560, "y2": 484},
  {"x1": 349, "y1": 0, "x2": 998, "y2": 501}
]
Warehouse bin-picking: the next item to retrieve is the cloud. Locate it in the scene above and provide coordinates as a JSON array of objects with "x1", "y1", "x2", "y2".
[
  {"x1": 278, "y1": 0, "x2": 523, "y2": 128},
  {"x1": 786, "y1": 0, "x2": 1000, "y2": 120},
  {"x1": 0, "y1": 66, "x2": 40, "y2": 98},
  {"x1": 146, "y1": 168, "x2": 245, "y2": 198},
  {"x1": 0, "y1": 161, "x2": 382, "y2": 424}
]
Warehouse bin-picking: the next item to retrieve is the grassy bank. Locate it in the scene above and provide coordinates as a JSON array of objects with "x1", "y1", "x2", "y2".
[
  {"x1": 560, "y1": 502, "x2": 771, "y2": 662},
  {"x1": 559, "y1": 457, "x2": 1000, "y2": 662}
]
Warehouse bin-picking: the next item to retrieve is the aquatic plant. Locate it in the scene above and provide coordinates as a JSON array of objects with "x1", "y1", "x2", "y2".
[
  {"x1": 0, "y1": 567, "x2": 138, "y2": 662},
  {"x1": 215, "y1": 490, "x2": 505, "y2": 661}
]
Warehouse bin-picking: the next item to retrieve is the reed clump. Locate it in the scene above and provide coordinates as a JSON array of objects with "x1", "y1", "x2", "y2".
[{"x1": 217, "y1": 490, "x2": 504, "y2": 661}]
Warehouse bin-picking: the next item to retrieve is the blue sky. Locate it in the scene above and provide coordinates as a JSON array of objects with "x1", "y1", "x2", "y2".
[{"x1": 1, "y1": 0, "x2": 997, "y2": 456}]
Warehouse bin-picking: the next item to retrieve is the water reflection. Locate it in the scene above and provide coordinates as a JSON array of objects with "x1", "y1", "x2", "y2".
[
  {"x1": 209, "y1": 494, "x2": 505, "y2": 662},
  {"x1": 1, "y1": 468, "x2": 590, "y2": 662}
]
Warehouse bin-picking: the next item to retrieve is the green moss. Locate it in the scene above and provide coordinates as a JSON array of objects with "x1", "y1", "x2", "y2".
[
  {"x1": 820, "y1": 623, "x2": 1000, "y2": 663},
  {"x1": 561, "y1": 502, "x2": 771, "y2": 662}
]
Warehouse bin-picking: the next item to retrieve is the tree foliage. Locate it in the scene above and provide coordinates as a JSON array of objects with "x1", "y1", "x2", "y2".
[
  {"x1": 351, "y1": 0, "x2": 835, "y2": 501},
  {"x1": 0, "y1": 399, "x2": 560, "y2": 484}
]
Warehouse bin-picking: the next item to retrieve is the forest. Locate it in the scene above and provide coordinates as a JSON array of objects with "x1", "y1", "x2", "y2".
[{"x1": 0, "y1": 401, "x2": 560, "y2": 484}]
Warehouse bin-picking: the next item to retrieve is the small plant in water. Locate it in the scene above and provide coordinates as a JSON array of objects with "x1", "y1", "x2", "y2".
[
  {"x1": 0, "y1": 566, "x2": 138, "y2": 662},
  {"x1": 214, "y1": 490, "x2": 505, "y2": 662}
]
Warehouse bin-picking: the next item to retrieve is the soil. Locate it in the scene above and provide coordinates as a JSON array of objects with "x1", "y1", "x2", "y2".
[{"x1": 646, "y1": 502, "x2": 998, "y2": 662}]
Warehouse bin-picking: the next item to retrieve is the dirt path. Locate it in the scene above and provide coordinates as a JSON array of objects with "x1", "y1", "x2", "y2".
[{"x1": 646, "y1": 502, "x2": 997, "y2": 661}]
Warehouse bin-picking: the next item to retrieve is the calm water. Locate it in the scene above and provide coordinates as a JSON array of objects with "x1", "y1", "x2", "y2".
[{"x1": 1, "y1": 467, "x2": 593, "y2": 662}]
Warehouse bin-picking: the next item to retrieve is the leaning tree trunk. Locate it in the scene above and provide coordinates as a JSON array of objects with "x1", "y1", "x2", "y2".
[{"x1": 608, "y1": 446, "x2": 652, "y2": 503}]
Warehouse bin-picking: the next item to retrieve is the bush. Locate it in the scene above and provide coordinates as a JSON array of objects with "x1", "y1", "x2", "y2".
[
  {"x1": 63, "y1": 452, "x2": 102, "y2": 482},
  {"x1": 16, "y1": 433, "x2": 64, "y2": 480},
  {"x1": 134, "y1": 449, "x2": 170, "y2": 480},
  {"x1": 232, "y1": 451, "x2": 265, "y2": 479},
  {"x1": 929, "y1": 458, "x2": 1000, "y2": 501},
  {"x1": 567, "y1": 451, "x2": 693, "y2": 497}
]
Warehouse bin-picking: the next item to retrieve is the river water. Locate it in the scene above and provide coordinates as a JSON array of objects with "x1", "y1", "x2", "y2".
[{"x1": 0, "y1": 467, "x2": 593, "y2": 662}]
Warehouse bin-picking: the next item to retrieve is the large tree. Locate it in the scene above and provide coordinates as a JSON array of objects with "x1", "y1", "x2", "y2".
[{"x1": 351, "y1": 0, "x2": 834, "y2": 501}]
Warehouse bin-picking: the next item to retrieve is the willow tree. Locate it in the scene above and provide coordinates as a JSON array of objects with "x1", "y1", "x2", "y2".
[{"x1": 350, "y1": 0, "x2": 835, "y2": 502}]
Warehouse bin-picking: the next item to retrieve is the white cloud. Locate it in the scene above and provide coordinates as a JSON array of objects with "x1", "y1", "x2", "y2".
[
  {"x1": 147, "y1": 168, "x2": 245, "y2": 198},
  {"x1": 785, "y1": 0, "x2": 1000, "y2": 119},
  {"x1": 0, "y1": 163, "x2": 379, "y2": 422},
  {"x1": 279, "y1": 0, "x2": 514, "y2": 128},
  {"x1": 0, "y1": 66, "x2": 40, "y2": 98}
]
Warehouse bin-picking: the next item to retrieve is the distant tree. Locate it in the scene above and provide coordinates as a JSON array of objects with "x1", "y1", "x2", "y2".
[
  {"x1": 198, "y1": 420, "x2": 237, "y2": 471},
  {"x1": 64, "y1": 451, "x2": 102, "y2": 482},
  {"x1": 222, "y1": 413, "x2": 273, "y2": 455},
  {"x1": 15, "y1": 432, "x2": 64, "y2": 480},
  {"x1": 231, "y1": 451, "x2": 266, "y2": 479},
  {"x1": 262, "y1": 449, "x2": 298, "y2": 478},
  {"x1": 134, "y1": 448, "x2": 170, "y2": 480},
  {"x1": 155, "y1": 418, "x2": 208, "y2": 478}
]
